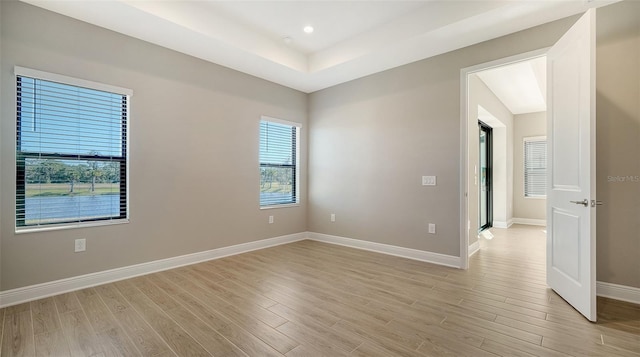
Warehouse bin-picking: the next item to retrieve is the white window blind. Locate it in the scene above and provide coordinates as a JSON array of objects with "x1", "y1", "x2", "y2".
[
  {"x1": 16, "y1": 69, "x2": 130, "y2": 229},
  {"x1": 524, "y1": 137, "x2": 547, "y2": 198},
  {"x1": 259, "y1": 118, "x2": 299, "y2": 207}
]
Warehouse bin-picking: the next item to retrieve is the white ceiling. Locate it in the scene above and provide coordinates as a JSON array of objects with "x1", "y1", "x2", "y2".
[
  {"x1": 21, "y1": 0, "x2": 617, "y2": 93},
  {"x1": 477, "y1": 57, "x2": 547, "y2": 115}
]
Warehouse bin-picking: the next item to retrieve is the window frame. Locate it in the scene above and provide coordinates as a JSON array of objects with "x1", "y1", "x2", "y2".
[
  {"x1": 259, "y1": 116, "x2": 300, "y2": 209},
  {"x1": 523, "y1": 136, "x2": 547, "y2": 199},
  {"x1": 14, "y1": 67, "x2": 132, "y2": 233}
]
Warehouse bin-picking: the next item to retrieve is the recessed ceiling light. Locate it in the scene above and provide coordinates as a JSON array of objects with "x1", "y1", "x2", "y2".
[{"x1": 303, "y1": 26, "x2": 314, "y2": 34}]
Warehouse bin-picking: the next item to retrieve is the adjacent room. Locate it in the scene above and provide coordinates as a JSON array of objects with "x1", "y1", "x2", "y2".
[{"x1": 1, "y1": 0, "x2": 639, "y2": 356}]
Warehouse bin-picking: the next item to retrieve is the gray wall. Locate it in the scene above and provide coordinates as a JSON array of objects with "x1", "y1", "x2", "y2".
[
  {"x1": 513, "y1": 112, "x2": 547, "y2": 222},
  {"x1": 309, "y1": 17, "x2": 577, "y2": 257},
  {"x1": 0, "y1": 1, "x2": 308, "y2": 290},
  {"x1": 596, "y1": 1, "x2": 640, "y2": 288}
]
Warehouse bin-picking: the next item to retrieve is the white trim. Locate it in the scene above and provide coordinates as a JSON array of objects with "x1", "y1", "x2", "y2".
[
  {"x1": 460, "y1": 48, "x2": 550, "y2": 271},
  {"x1": 260, "y1": 115, "x2": 301, "y2": 128},
  {"x1": 597, "y1": 282, "x2": 640, "y2": 305},
  {"x1": 459, "y1": 63, "x2": 470, "y2": 270},
  {"x1": 492, "y1": 219, "x2": 514, "y2": 229},
  {"x1": 14, "y1": 66, "x2": 133, "y2": 96},
  {"x1": 524, "y1": 136, "x2": 547, "y2": 143},
  {"x1": 512, "y1": 218, "x2": 547, "y2": 226},
  {"x1": 0, "y1": 232, "x2": 306, "y2": 308},
  {"x1": 308, "y1": 232, "x2": 461, "y2": 268},
  {"x1": 468, "y1": 240, "x2": 480, "y2": 256},
  {"x1": 15, "y1": 219, "x2": 129, "y2": 234},
  {"x1": 259, "y1": 203, "x2": 300, "y2": 210}
]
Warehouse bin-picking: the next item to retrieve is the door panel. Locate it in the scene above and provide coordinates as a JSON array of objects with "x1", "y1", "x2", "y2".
[
  {"x1": 546, "y1": 9, "x2": 596, "y2": 321},
  {"x1": 551, "y1": 209, "x2": 581, "y2": 282}
]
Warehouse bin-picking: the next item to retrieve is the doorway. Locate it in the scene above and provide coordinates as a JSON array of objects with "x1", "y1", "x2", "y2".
[
  {"x1": 459, "y1": 48, "x2": 548, "y2": 269},
  {"x1": 460, "y1": 10, "x2": 598, "y2": 321},
  {"x1": 478, "y1": 121, "x2": 492, "y2": 232}
]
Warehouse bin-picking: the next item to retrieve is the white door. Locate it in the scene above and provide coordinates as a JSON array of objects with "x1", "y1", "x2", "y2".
[{"x1": 547, "y1": 9, "x2": 597, "y2": 321}]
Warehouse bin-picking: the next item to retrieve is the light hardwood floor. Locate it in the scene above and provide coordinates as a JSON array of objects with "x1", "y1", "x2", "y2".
[{"x1": 1, "y1": 225, "x2": 639, "y2": 356}]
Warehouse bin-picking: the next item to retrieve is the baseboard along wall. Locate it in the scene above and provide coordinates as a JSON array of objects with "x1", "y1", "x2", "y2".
[
  {"x1": 1, "y1": 231, "x2": 637, "y2": 307},
  {"x1": 512, "y1": 217, "x2": 547, "y2": 226}
]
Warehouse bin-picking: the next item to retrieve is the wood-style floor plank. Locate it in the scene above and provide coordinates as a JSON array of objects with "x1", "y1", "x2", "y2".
[
  {"x1": 94, "y1": 284, "x2": 175, "y2": 356},
  {"x1": 1, "y1": 310, "x2": 35, "y2": 357},
  {"x1": 76, "y1": 290, "x2": 141, "y2": 357},
  {"x1": 120, "y1": 289, "x2": 210, "y2": 356},
  {"x1": 54, "y1": 293, "x2": 82, "y2": 314},
  {"x1": 31, "y1": 298, "x2": 60, "y2": 336},
  {"x1": 34, "y1": 329, "x2": 71, "y2": 357},
  {"x1": 1, "y1": 225, "x2": 639, "y2": 356},
  {"x1": 58, "y1": 309, "x2": 107, "y2": 357}
]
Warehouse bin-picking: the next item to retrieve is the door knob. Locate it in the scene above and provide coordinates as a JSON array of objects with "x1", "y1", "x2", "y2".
[
  {"x1": 570, "y1": 199, "x2": 589, "y2": 207},
  {"x1": 591, "y1": 200, "x2": 604, "y2": 207}
]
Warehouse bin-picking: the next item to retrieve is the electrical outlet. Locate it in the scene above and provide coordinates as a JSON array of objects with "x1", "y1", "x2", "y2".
[
  {"x1": 269, "y1": 215, "x2": 274, "y2": 224},
  {"x1": 422, "y1": 176, "x2": 436, "y2": 186},
  {"x1": 428, "y1": 223, "x2": 436, "y2": 234},
  {"x1": 74, "y1": 238, "x2": 86, "y2": 252},
  {"x1": 330, "y1": 213, "x2": 336, "y2": 222}
]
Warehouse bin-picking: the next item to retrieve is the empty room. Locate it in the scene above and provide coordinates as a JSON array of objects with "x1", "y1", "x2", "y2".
[{"x1": 1, "y1": 0, "x2": 639, "y2": 356}]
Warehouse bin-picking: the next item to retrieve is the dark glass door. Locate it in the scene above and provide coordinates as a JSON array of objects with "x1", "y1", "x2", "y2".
[{"x1": 479, "y1": 121, "x2": 493, "y2": 232}]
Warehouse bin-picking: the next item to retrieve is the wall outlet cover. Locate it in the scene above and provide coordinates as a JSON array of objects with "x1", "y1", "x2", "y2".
[
  {"x1": 428, "y1": 223, "x2": 436, "y2": 234},
  {"x1": 74, "y1": 239, "x2": 86, "y2": 252},
  {"x1": 422, "y1": 176, "x2": 437, "y2": 186}
]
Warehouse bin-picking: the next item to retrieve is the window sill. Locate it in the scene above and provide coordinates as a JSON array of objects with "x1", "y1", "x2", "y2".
[
  {"x1": 524, "y1": 196, "x2": 547, "y2": 200},
  {"x1": 260, "y1": 203, "x2": 300, "y2": 210},
  {"x1": 15, "y1": 219, "x2": 129, "y2": 234}
]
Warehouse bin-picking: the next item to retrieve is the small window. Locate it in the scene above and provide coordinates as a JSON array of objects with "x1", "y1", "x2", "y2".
[
  {"x1": 15, "y1": 67, "x2": 131, "y2": 230},
  {"x1": 259, "y1": 117, "x2": 300, "y2": 207},
  {"x1": 524, "y1": 137, "x2": 547, "y2": 198}
]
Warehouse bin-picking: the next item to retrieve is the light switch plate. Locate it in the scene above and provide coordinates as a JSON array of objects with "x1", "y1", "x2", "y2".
[{"x1": 422, "y1": 176, "x2": 436, "y2": 186}]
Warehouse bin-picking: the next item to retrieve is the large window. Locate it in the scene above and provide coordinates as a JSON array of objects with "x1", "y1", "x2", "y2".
[
  {"x1": 16, "y1": 67, "x2": 131, "y2": 229},
  {"x1": 524, "y1": 137, "x2": 547, "y2": 198},
  {"x1": 259, "y1": 117, "x2": 300, "y2": 207}
]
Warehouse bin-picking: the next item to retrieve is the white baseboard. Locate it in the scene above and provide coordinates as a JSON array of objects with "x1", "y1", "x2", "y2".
[
  {"x1": 468, "y1": 240, "x2": 480, "y2": 256},
  {"x1": 512, "y1": 218, "x2": 547, "y2": 226},
  {"x1": 3, "y1": 231, "x2": 636, "y2": 309},
  {"x1": 493, "y1": 219, "x2": 513, "y2": 229},
  {"x1": 0, "y1": 232, "x2": 306, "y2": 308},
  {"x1": 308, "y1": 232, "x2": 461, "y2": 268},
  {"x1": 597, "y1": 281, "x2": 640, "y2": 305}
]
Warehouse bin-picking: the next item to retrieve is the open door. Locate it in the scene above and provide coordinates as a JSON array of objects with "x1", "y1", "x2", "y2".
[{"x1": 546, "y1": 9, "x2": 597, "y2": 321}]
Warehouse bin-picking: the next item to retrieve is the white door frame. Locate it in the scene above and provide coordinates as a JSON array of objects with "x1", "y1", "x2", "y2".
[{"x1": 459, "y1": 48, "x2": 548, "y2": 269}]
